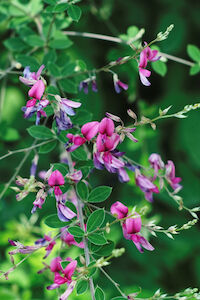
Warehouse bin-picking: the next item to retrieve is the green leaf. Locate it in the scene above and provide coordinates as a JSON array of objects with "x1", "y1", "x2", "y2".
[
  {"x1": 16, "y1": 55, "x2": 40, "y2": 70},
  {"x1": 0, "y1": 128, "x2": 20, "y2": 142},
  {"x1": 95, "y1": 286, "x2": 105, "y2": 300},
  {"x1": 94, "y1": 240, "x2": 115, "y2": 256},
  {"x1": 111, "y1": 297, "x2": 126, "y2": 300},
  {"x1": 187, "y1": 44, "x2": 200, "y2": 62},
  {"x1": 88, "y1": 233, "x2": 107, "y2": 245},
  {"x1": 88, "y1": 186, "x2": 112, "y2": 203},
  {"x1": 47, "y1": 62, "x2": 61, "y2": 77},
  {"x1": 27, "y1": 125, "x2": 54, "y2": 139},
  {"x1": 44, "y1": 214, "x2": 69, "y2": 228},
  {"x1": 152, "y1": 60, "x2": 167, "y2": 77},
  {"x1": 76, "y1": 181, "x2": 88, "y2": 200},
  {"x1": 53, "y1": 3, "x2": 69, "y2": 12},
  {"x1": 86, "y1": 209, "x2": 105, "y2": 232},
  {"x1": 59, "y1": 78, "x2": 78, "y2": 94},
  {"x1": 4, "y1": 37, "x2": 28, "y2": 51},
  {"x1": 72, "y1": 109, "x2": 93, "y2": 125},
  {"x1": 24, "y1": 35, "x2": 44, "y2": 47},
  {"x1": 67, "y1": 5, "x2": 82, "y2": 22},
  {"x1": 189, "y1": 64, "x2": 200, "y2": 76},
  {"x1": 61, "y1": 62, "x2": 76, "y2": 76},
  {"x1": 43, "y1": 50, "x2": 57, "y2": 65},
  {"x1": 127, "y1": 25, "x2": 139, "y2": 37},
  {"x1": 68, "y1": 226, "x2": 84, "y2": 237},
  {"x1": 52, "y1": 163, "x2": 69, "y2": 176},
  {"x1": 49, "y1": 37, "x2": 73, "y2": 49},
  {"x1": 76, "y1": 279, "x2": 88, "y2": 295},
  {"x1": 39, "y1": 140, "x2": 57, "y2": 154},
  {"x1": 71, "y1": 147, "x2": 87, "y2": 161}
]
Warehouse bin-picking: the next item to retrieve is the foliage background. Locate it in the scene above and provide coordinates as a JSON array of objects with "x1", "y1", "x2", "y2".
[{"x1": 0, "y1": 0, "x2": 200, "y2": 299}]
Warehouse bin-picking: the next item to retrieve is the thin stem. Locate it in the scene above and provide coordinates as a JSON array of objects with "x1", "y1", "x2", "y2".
[
  {"x1": 63, "y1": 30, "x2": 194, "y2": 67},
  {"x1": 0, "y1": 139, "x2": 54, "y2": 161},
  {"x1": 0, "y1": 140, "x2": 37, "y2": 200},
  {"x1": 66, "y1": 153, "x2": 96, "y2": 300},
  {"x1": 99, "y1": 266, "x2": 127, "y2": 298}
]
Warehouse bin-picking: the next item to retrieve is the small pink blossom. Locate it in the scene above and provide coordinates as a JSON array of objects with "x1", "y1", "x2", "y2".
[
  {"x1": 28, "y1": 80, "x2": 45, "y2": 100},
  {"x1": 165, "y1": 160, "x2": 182, "y2": 192},
  {"x1": 99, "y1": 117, "x2": 115, "y2": 136},
  {"x1": 135, "y1": 172, "x2": 159, "y2": 202},
  {"x1": 110, "y1": 201, "x2": 128, "y2": 219},
  {"x1": 81, "y1": 121, "x2": 99, "y2": 140}
]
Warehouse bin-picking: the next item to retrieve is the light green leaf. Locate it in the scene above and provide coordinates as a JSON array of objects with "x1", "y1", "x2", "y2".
[
  {"x1": 187, "y1": 44, "x2": 200, "y2": 62},
  {"x1": 49, "y1": 37, "x2": 73, "y2": 49},
  {"x1": 39, "y1": 140, "x2": 57, "y2": 154},
  {"x1": 152, "y1": 60, "x2": 167, "y2": 77},
  {"x1": 189, "y1": 64, "x2": 200, "y2": 76},
  {"x1": 44, "y1": 214, "x2": 69, "y2": 228}
]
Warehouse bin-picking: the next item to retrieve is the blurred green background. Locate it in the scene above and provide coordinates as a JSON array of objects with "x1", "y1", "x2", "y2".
[{"x1": 0, "y1": 0, "x2": 200, "y2": 299}]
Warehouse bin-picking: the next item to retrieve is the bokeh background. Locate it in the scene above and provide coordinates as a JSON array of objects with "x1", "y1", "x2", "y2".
[{"x1": 0, "y1": 0, "x2": 200, "y2": 299}]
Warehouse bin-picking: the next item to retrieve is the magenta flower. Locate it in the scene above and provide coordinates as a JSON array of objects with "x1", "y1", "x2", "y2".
[
  {"x1": 110, "y1": 201, "x2": 128, "y2": 219},
  {"x1": 138, "y1": 42, "x2": 160, "y2": 86},
  {"x1": 57, "y1": 202, "x2": 76, "y2": 222},
  {"x1": 66, "y1": 170, "x2": 83, "y2": 183},
  {"x1": 165, "y1": 160, "x2": 182, "y2": 192},
  {"x1": 48, "y1": 170, "x2": 65, "y2": 196},
  {"x1": 96, "y1": 133, "x2": 120, "y2": 152},
  {"x1": 22, "y1": 99, "x2": 49, "y2": 125},
  {"x1": 81, "y1": 121, "x2": 99, "y2": 140},
  {"x1": 28, "y1": 80, "x2": 45, "y2": 100},
  {"x1": 99, "y1": 117, "x2": 115, "y2": 136},
  {"x1": 31, "y1": 189, "x2": 47, "y2": 214},
  {"x1": 61, "y1": 228, "x2": 84, "y2": 248},
  {"x1": 135, "y1": 173, "x2": 159, "y2": 202},
  {"x1": 79, "y1": 77, "x2": 98, "y2": 94},
  {"x1": 8, "y1": 240, "x2": 40, "y2": 255},
  {"x1": 47, "y1": 257, "x2": 77, "y2": 290},
  {"x1": 66, "y1": 133, "x2": 86, "y2": 152},
  {"x1": 149, "y1": 153, "x2": 164, "y2": 179},
  {"x1": 122, "y1": 214, "x2": 154, "y2": 253}
]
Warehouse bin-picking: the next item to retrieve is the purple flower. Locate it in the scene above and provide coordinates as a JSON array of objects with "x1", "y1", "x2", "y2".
[
  {"x1": 31, "y1": 189, "x2": 47, "y2": 214},
  {"x1": 57, "y1": 202, "x2": 76, "y2": 222},
  {"x1": 55, "y1": 110, "x2": 73, "y2": 134},
  {"x1": 61, "y1": 227, "x2": 84, "y2": 248},
  {"x1": 79, "y1": 77, "x2": 98, "y2": 94},
  {"x1": 22, "y1": 99, "x2": 49, "y2": 125},
  {"x1": 135, "y1": 172, "x2": 159, "y2": 202},
  {"x1": 19, "y1": 65, "x2": 45, "y2": 86},
  {"x1": 165, "y1": 160, "x2": 182, "y2": 192},
  {"x1": 79, "y1": 80, "x2": 89, "y2": 94},
  {"x1": 113, "y1": 74, "x2": 128, "y2": 93},
  {"x1": 149, "y1": 153, "x2": 164, "y2": 179}
]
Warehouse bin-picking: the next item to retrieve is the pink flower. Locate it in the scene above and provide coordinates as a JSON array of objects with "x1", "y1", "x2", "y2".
[
  {"x1": 61, "y1": 228, "x2": 84, "y2": 248},
  {"x1": 113, "y1": 74, "x2": 128, "y2": 93},
  {"x1": 96, "y1": 133, "x2": 120, "y2": 152},
  {"x1": 165, "y1": 160, "x2": 182, "y2": 192},
  {"x1": 99, "y1": 117, "x2": 115, "y2": 136},
  {"x1": 135, "y1": 173, "x2": 159, "y2": 202},
  {"x1": 66, "y1": 170, "x2": 83, "y2": 183},
  {"x1": 48, "y1": 170, "x2": 65, "y2": 187},
  {"x1": 138, "y1": 42, "x2": 160, "y2": 86},
  {"x1": 122, "y1": 214, "x2": 154, "y2": 253},
  {"x1": 66, "y1": 133, "x2": 86, "y2": 152},
  {"x1": 57, "y1": 202, "x2": 76, "y2": 222},
  {"x1": 110, "y1": 201, "x2": 128, "y2": 219},
  {"x1": 47, "y1": 257, "x2": 77, "y2": 290},
  {"x1": 149, "y1": 153, "x2": 164, "y2": 179},
  {"x1": 28, "y1": 80, "x2": 45, "y2": 100},
  {"x1": 81, "y1": 121, "x2": 99, "y2": 140},
  {"x1": 19, "y1": 65, "x2": 45, "y2": 86}
]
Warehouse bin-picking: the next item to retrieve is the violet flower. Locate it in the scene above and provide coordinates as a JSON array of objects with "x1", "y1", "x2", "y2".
[
  {"x1": 135, "y1": 172, "x2": 159, "y2": 202},
  {"x1": 66, "y1": 133, "x2": 86, "y2": 152},
  {"x1": 31, "y1": 189, "x2": 47, "y2": 214},
  {"x1": 19, "y1": 64, "x2": 45, "y2": 86},
  {"x1": 149, "y1": 153, "x2": 164, "y2": 179},
  {"x1": 165, "y1": 160, "x2": 182, "y2": 192},
  {"x1": 61, "y1": 228, "x2": 84, "y2": 248},
  {"x1": 113, "y1": 74, "x2": 128, "y2": 93},
  {"x1": 55, "y1": 109, "x2": 73, "y2": 134},
  {"x1": 35, "y1": 235, "x2": 56, "y2": 259},
  {"x1": 79, "y1": 77, "x2": 98, "y2": 94}
]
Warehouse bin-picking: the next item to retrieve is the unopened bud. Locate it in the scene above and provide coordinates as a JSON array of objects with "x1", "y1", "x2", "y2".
[{"x1": 112, "y1": 248, "x2": 125, "y2": 257}]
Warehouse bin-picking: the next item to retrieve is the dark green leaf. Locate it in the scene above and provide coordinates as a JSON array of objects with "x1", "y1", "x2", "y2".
[
  {"x1": 88, "y1": 233, "x2": 107, "y2": 245},
  {"x1": 88, "y1": 186, "x2": 112, "y2": 203},
  {"x1": 59, "y1": 78, "x2": 78, "y2": 94},
  {"x1": 61, "y1": 62, "x2": 76, "y2": 77},
  {"x1": 27, "y1": 125, "x2": 54, "y2": 139},
  {"x1": 67, "y1": 5, "x2": 82, "y2": 22},
  {"x1": 24, "y1": 35, "x2": 44, "y2": 47},
  {"x1": 94, "y1": 240, "x2": 115, "y2": 256},
  {"x1": 43, "y1": 50, "x2": 57, "y2": 65},
  {"x1": 4, "y1": 37, "x2": 28, "y2": 51},
  {"x1": 16, "y1": 55, "x2": 40, "y2": 70},
  {"x1": 68, "y1": 226, "x2": 84, "y2": 237},
  {"x1": 76, "y1": 181, "x2": 88, "y2": 200},
  {"x1": 71, "y1": 147, "x2": 87, "y2": 161},
  {"x1": 111, "y1": 297, "x2": 126, "y2": 300},
  {"x1": 44, "y1": 214, "x2": 68, "y2": 228},
  {"x1": 39, "y1": 140, "x2": 57, "y2": 154},
  {"x1": 47, "y1": 62, "x2": 61, "y2": 77},
  {"x1": 52, "y1": 163, "x2": 69, "y2": 176},
  {"x1": 76, "y1": 279, "x2": 88, "y2": 295},
  {"x1": 86, "y1": 209, "x2": 105, "y2": 232},
  {"x1": 72, "y1": 109, "x2": 93, "y2": 125},
  {"x1": 95, "y1": 286, "x2": 105, "y2": 300}
]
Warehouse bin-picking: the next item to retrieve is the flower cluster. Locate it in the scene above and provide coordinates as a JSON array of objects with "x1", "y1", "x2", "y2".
[
  {"x1": 138, "y1": 42, "x2": 160, "y2": 86},
  {"x1": 111, "y1": 201, "x2": 154, "y2": 253},
  {"x1": 135, "y1": 153, "x2": 182, "y2": 202}
]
